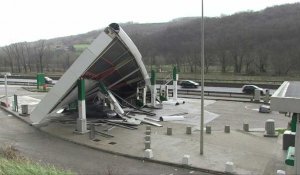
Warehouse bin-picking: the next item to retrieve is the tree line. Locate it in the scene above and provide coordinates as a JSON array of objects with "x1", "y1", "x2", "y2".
[
  {"x1": 0, "y1": 40, "x2": 78, "y2": 74},
  {"x1": 0, "y1": 3, "x2": 300, "y2": 76},
  {"x1": 128, "y1": 3, "x2": 300, "y2": 76}
]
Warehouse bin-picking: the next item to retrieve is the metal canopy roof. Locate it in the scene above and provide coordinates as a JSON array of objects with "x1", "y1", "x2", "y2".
[
  {"x1": 30, "y1": 23, "x2": 150, "y2": 124},
  {"x1": 271, "y1": 81, "x2": 300, "y2": 113}
]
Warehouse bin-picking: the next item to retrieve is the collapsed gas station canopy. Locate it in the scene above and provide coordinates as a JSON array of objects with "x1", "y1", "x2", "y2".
[
  {"x1": 271, "y1": 81, "x2": 300, "y2": 113},
  {"x1": 30, "y1": 23, "x2": 150, "y2": 124}
]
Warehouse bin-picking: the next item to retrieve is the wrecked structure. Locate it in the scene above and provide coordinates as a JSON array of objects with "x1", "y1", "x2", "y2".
[{"x1": 30, "y1": 23, "x2": 165, "y2": 131}]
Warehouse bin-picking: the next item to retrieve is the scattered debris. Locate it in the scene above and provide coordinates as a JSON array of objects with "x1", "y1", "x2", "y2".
[
  {"x1": 159, "y1": 116, "x2": 185, "y2": 121},
  {"x1": 259, "y1": 105, "x2": 271, "y2": 113},
  {"x1": 168, "y1": 112, "x2": 188, "y2": 116},
  {"x1": 131, "y1": 115, "x2": 162, "y2": 127}
]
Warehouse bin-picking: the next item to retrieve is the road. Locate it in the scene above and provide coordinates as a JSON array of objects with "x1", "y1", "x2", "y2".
[
  {"x1": 0, "y1": 109, "x2": 211, "y2": 175},
  {"x1": 0, "y1": 78, "x2": 57, "y2": 84},
  {"x1": 1, "y1": 78, "x2": 277, "y2": 94}
]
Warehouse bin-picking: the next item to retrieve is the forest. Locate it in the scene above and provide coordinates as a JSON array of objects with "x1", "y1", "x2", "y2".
[{"x1": 0, "y1": 3, "x2": 300, "y2": 76}]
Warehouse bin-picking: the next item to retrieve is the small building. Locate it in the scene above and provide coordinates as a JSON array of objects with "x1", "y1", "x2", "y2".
[{"x1": 271, "y1": 81, "x2": 300, "y2": 173}]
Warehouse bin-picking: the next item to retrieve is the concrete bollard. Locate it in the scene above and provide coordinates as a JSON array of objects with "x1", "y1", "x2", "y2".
[
  {"x1": 265, "y1": 119, "x2": 275, "y2": 135},
  {"x1": 243, "y1": 123, "x2": 249, "y2": 132},
  {"x1": 206, "y1": 126, "x2": 211, "y2": 134},
  {"x1": 186, "y1": 126, "x2": 192, "y2": 135},
  {"x1": 276, "y1": 170, "x2": 286, "y2": 175},
  {"x1": 225, "y1": 125, "x2": 230, "y2": 133},
  {"x1": 144, "y1": 141, "x2": 151, "y2": 149},
  {"x1": 264, "y1": 119, "x2": 278, "y2": 137},
  {"x1": 264, "y1": 89, "x2": 270, "y2": 103},
  {"x1": 146, "y1": 126, "x2": 151, "y2": 131},
  {"x1": 182, "y1": 155, "x2": 190, "y2": 166},
  {"x1": 167, "y1": 127, "x2": 172, "y2": 135},
  {"x1": 20, "y1": 105, "x2": 29, "y2": 116},
  {"x1": 145, "y1": 135, "x2": 151, "y2": 142},
  {"x1": 225, "y1": 161, "x2": 234, "y2": 173},
  {"x1": 144, "y1": 149, "x2": 153, "y2": 159},
  {"x1": 145, "y1": 130, "x2": 151, "y2": 135},
  {"x1": 89, "y1": 124, "x2": 95, "y2": 140},
  {"x1": 254, "y1": 89, "x2": 261, "y2": 102},
  {"x1": 13, "y1": 94, "x2": 18, "y2": 112},
  {"x1": 21, "y1": 105, "x2": 28, "y2": 114}
]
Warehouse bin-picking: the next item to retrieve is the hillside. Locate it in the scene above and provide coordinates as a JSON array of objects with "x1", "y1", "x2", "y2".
[{"x1": 1, "y1": 3, "x2": 300, "y2": 76}]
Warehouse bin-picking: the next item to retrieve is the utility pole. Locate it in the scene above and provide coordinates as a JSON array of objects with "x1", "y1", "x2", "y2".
[
  {"x1": 4, "y1": 74, "x2": 8, "y2": 107},
  {"x1": 200, "y1": 0, "x2": 205, "y2": 155}
]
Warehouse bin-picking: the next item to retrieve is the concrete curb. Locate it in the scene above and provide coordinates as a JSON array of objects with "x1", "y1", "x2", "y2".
[{"x1": 0, "y1": 105, "x2": 232, "y2": 175}]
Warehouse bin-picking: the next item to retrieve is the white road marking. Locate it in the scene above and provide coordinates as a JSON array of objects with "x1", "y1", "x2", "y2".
[{"x1": 244, "y1": 105, "x2": 259, "y2": 111}]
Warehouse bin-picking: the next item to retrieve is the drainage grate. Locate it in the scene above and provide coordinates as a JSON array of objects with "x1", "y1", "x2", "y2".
[
  {"x1": 108, "y1": 142, "x2": 116, "y2": 145},
  {"x1": 93, "y1": 139, "x2": 101, "y2": 142}
]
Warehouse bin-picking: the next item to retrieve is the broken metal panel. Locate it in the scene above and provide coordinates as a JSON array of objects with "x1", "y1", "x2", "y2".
[{"x1": 30, "y1": 23, "x2": 150, "y2": 124}]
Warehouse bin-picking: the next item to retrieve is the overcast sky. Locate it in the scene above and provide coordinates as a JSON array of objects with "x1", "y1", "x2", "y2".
[{"x1": 0, "y1": 0, "x2": 299, "y2": 46}]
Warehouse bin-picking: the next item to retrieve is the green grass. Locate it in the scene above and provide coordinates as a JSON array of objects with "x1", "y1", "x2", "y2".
[
  {"x1": 276, "y1": 128, "x2": 287, "y2": 135},
  {"x1": 154, "y1": 71, "x2": 300, "y2": 85},
  {"x1": 0, "y1": 158, "x2": 73, "y2": 175},
  {"x1": 73, "y1": 44, "x2": 89, "y2": 51},
  {"x1": 0, "y1": 146, "x2": 73, "y2": 175},
  {"x1": 146, "y1": 64, "x2": 300, "y2": 84}
]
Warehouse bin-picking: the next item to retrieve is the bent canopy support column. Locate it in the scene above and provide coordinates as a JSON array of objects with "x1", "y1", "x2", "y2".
[{"x1": 75, "y1": 78, "x2": 88, "y2": 134}]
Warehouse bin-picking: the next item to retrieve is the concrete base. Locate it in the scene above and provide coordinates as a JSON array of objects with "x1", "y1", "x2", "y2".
[
  {"x1": 74, "y1": 118, "x2": 89, "y2": 134},
  {"x1": 206, "y1": 126, "x2": 211, "y2": 134},
  {"x1": 225, "y1": 161, "x2": 235, "y2": 173},
  {"x1": 182, "y1": 155, "x2": 190, "y2": 165},
  {"x1": 145, "y1": 135, "x2": 151, "y2": 141},
  {"x1": 276, "y1": 170, "x2": 286, "y2": 175},
  {"x1": 186, "y1": 126, "x2": 192, "y2": 135},
  {"x1": 145, "y1": 141, "x2": 151, "y2": 149},
  {"x1": 167, "y1": 128, "x2": 172, "y2": 135},
  {"x1": 225, "y1": 125, "x2": 230, "y2": 133},
  {"x1": 19, "y1": 113, "x2": 30, "y2": 117},
  {"x1": 144, "y1": 149, "x2": 153, "y2": 159},
  {"x1": 243, "y1": 123, "x2": 249, "y2": 132},
  {"x1": 264, "y1": 132, "x2": 279, "y2": 137}
]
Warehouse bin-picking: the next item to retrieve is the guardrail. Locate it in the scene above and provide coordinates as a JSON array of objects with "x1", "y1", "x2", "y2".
[
  {"x1": 1, "y1": 80, "x2": 257, "y2": 100},
  {"x1": 0, "y1": 81, "x2": 36, "y2": 86},
  {"x1": 0, "y1": 81, "x2": 54, "y2": 87},
  {"x1": 176, "y1": 89, "x2": 253, "y2": 99}
]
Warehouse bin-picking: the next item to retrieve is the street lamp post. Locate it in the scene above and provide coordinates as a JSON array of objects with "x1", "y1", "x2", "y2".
[
  {"x1": 200, "y1": 0, "x2": 205, "y2": 155},
  {"x1": 4, "y1": 74, "x2": 8, "y2": 107}
]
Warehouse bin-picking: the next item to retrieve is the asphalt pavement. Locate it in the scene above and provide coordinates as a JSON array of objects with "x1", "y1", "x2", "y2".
[
  {"x1": 0, "y1": 109, "x2": 211, "y2": 175},
  {"x1": 0, "y1": 84, "x2": 291, "y2": 174}
]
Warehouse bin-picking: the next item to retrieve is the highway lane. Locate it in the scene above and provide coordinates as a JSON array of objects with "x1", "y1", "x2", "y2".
[
  {"x1": 1, "y1": 78, "x2": 277, "y2": 94},
  {"x1": 0, "y1": 109, "x2": 211, "y2": 175},
  {"x1": 0, "y1": 78, "x2": 57, "y2": 84}
]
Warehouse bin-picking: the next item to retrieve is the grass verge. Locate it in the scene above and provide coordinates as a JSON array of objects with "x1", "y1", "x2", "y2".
[{"x1": 0, "y1": 145, "x2": 73, "y2": 175}]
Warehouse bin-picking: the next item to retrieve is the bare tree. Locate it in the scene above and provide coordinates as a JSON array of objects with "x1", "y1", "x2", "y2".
[
  {"x1": 34, "y1": 40, "x2": 47, "y2": 73},
  {"x1": 3, "y1": 45, "x2": 15, "y2": 73},
  {"x1": 19, "y1": 43, "x2": 28, "y2": 73},
  {"x1": 24, "y1": 42, "x2": 33, "y2": 72},
  {"x1": 12, "y1": 43, "x2": 28, "y2": 73}
]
